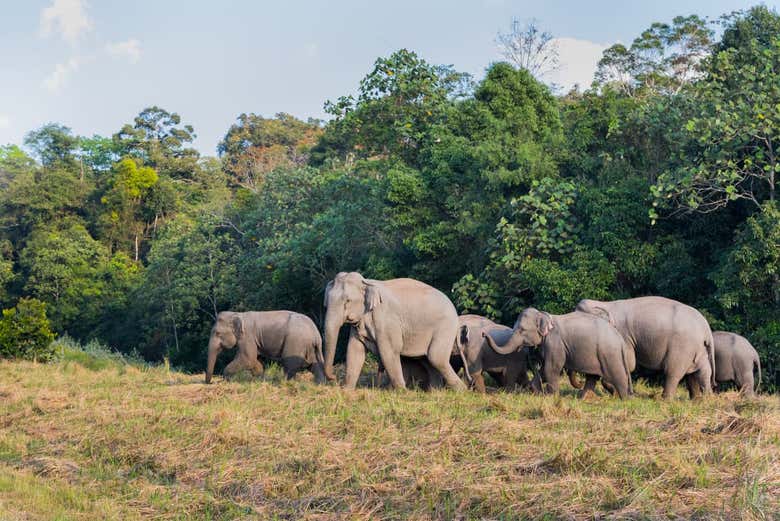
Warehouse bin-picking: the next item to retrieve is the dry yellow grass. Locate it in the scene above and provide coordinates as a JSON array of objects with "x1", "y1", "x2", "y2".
[{"x1": 0, "y1": 357, "x2": 778, "y2": 520}]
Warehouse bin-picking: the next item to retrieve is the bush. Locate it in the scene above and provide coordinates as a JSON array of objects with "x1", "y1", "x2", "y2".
[
  {"x1": 53, "y1": 335, "x2": 147, "y2": 371},
  {"x1": 0, "y1": 298, "x2": 56, "y2": 361}
]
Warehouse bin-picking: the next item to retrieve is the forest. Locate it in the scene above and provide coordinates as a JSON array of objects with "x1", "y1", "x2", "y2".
[{"x1": 0, "y1": 6, "x2": 778, "y2": 389}]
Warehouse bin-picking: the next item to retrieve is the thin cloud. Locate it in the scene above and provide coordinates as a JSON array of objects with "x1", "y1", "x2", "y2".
[
  {"x1": 0, "y1": 114, "x2": 9, "y2": 130},
  {"x1": 43, "y1": 57, "x2": 81, "y2": 93},
  {"x1": 544, "y1": 37, "x2": 608, "y2": 92},
  {"x1": 106, "y1": 39, "x2": 142, "y2": 64},
  {"x1": 40, "y1": 0, "x2": 92, "y2": 45}
]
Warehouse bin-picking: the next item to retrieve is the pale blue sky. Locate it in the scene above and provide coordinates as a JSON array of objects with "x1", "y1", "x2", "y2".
[{"x1": 0, "y1": 0, "x2": 774, "y2": 155}]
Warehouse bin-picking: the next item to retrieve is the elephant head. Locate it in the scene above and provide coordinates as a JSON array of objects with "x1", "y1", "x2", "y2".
[
  {"x1": 205, "y1": 311, "x2": 243, "y2": 383},
  {"x1": 483, "y1": 308, "x2": 554, "y2": 354},
  {"x1": 322, "y1": 272, "x2": 382, "y2": 381}
]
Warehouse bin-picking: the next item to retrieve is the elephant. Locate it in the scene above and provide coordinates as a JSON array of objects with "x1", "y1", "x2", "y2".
[
  {"x1": 453, "y1": 314, "x2": 533, "y2": 392},
  {"x1": 205, "y1": 310, "x2": 325, "y2": 384},
  {"x1": 576, "y1": 297, "x2": 715, "y2": 400},
  {"x1": 377, "y1": 356, "x2": 443, "y2": 390},
  {"x1": 712, "y1": 331, "x2": 762, "y2": 397},
  {"x1": 322, "y1": 272, "x2": 466, "y2": 390},
  {"x1": 483, "y1": 308, "x2": 635, "y2": 399}
]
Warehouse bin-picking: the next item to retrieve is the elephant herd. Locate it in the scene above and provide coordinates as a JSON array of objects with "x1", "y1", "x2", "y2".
[{"x1": 205, "y1": 271, "x2": 763, "y2": 399}]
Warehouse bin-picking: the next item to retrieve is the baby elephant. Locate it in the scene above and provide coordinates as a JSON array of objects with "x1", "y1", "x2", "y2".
[
  {"x1": 713, "y1": 331, "x2": 762, "y2": 397},
  {"x1": 205, "y1": 310, "x2": 325, "y2": 384},
  {"x1": 483, "y1": 308, "x2": 634, "y2": 399}
]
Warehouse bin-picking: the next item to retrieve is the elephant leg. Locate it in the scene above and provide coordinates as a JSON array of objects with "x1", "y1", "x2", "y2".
[
  {"x1": 471, "y1": 372, "x2": 487, "y2": 393},
  {"x1": 250, "y1": 358, "x2": 264, "y2": 378},
  {"x1": 503, "y1": 366, "x2": 522, "y2": 392},
  {"x1": 380, "y1": 355, "x2": 406, "y2": 390},
  {"x1": 283, "y1": 357, "x2": 306, "y2": 380},
  {"x1": 343, "y1": 337, "x2": 366, "y2": 390},
  {"x1": 696, "y1": 361, "x2": 713, "y2": 397},
  {"x1": 427, "y1": 337, "x2": 467, "y2": 391},
  {"x1": 223, "y1": 357, "x2": 245, "y2": 380},
  {"x1": 515, "y1": 363, "x2": 531, "y2": 390},
  {"x1": 530, "y1": 371, "x2": 543, "y2": 394},
  {"x1": 578, "y1": 375, "x2": 599, "y2": 399},
  {"x1": 601, "y1": 381, "x2": 616, "y2": 395},
  {"x1": 737, "y1": 371, "x2": 755, "y2": 397},
  {"x1": 662, "y1": 369, "x2": 685, "y2": 400},
  {"x1": 542, "y1": 362, "x2": 561, "y2": 395},
  {"x1": 311, "y1": 361, "x2": 326, "y2": 384},
  {"x1": 424, "y1": 362, "x2": 445, "y2": 390},
  {"x1": 685, "y1": 373, "x2": 702, "y2": 400}
]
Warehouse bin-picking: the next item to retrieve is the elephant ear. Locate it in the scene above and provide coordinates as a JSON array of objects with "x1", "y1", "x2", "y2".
[
  {"x1": 459, "y1": 325, "x2": 470, "y2": 346},
  {"x1": 592, "y1": 306, "x2": 614, "y2": 326},
  {"x1": 231, "y1": 314, "x2": 244, "y2": 339},
  {"x1": 323, "y1": 280, "x2": 334, "y2": 308},
  {"x1": 537, "y1": 312, "x2": 554, "y2": 337},
  {"x1": 364, "y1": 283, "x2": 382, "y2": 312}
]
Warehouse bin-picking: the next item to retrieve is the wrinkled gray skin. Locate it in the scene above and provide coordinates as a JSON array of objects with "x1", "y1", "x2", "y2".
[
  {"x1": 455, "y1": 314, "x2": 533, "y2": 392},
  {"x1": 484, "y1": 308, "x2": 635, "y2": 399},
  {"x1": 712, "y1": 331, "x2": 761, "y2": 397},
  {"x1": 576, "y1": 297, "x2": 714, "y2": 400},
  {"x1": 323, "y1": 272, "x2": 466, "y2": 390},
  {"x1": 205, "y1": 311, "x2": 325, "y2": 384}
]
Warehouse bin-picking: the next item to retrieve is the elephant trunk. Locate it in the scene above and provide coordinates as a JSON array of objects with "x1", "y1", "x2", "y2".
[
  {"x1": 323, "y1": 311, "x2": 342, "y2": 381},
  {"x1": 205, "y1": 339, "x2": 220, "y2": 384},
  {"x1": 483, "y1": 330, "x2": 521, "y2": 355}
]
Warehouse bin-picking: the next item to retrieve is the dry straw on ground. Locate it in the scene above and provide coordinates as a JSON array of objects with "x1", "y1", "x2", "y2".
[{"x1": 0, "y1": 359, "x2": 778, "y2": 520}]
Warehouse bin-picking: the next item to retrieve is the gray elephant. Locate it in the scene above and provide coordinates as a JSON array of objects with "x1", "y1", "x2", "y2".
[
  {"x1": 323, "y1": 272, "x2": 466, "y2": 390},
  {"x1": 576, "y1": 297, "x2": 714, "y2": 400},
  {"x1": 712, "y1": 331, "x2": 762, "y2": 397},
  {"x1": 484, "y1": 308, "x2": 635, "y2": 399},
  {"x1": 454, "y1": 314, "x2": 533, "y2": 392},
  {"x1": 205, "y1": 310, "x2": 325, "y2": 384}
]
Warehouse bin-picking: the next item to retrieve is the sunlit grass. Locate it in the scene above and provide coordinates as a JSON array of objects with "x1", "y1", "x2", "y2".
[{"x1": 0, "y1": 356, "x2": 777, "y2": 520}]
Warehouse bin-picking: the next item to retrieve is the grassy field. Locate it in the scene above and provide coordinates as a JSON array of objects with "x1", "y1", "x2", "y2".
[{"x1": 0, "y1": 354, "x2": 778, "y2": 520}]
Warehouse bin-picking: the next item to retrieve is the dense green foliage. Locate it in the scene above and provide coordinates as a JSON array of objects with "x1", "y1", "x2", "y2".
[
  {"x1": 0, "y1": 7, "x2": 777, "y2": 389},
  {"x1": 0, "y1": 298, "x2": 55, "y2": 361}
]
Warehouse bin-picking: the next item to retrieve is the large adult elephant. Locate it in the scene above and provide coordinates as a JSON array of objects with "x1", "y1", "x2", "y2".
[
  {"x1": 205, "y1": 310, "x2": 325, "y2": 384},
  {"x1": 322, "y1": 272, "x2": 466, "y2": 390},
  {"x1": 576, "y1": 297, "x2": 715, "y2": 400}
]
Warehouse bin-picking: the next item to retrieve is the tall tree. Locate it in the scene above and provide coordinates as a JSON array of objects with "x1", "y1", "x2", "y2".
[{"x1": 496, "y1": 18, "x2": 559, "y2": 79}]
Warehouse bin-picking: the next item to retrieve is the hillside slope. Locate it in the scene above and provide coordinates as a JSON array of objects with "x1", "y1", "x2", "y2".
[{"x1": 0, "y1": 359, "x2": 778, "y2": 520}]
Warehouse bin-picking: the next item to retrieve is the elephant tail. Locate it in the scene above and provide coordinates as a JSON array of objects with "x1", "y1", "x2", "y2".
[
  {"x1": 754, "y1": 354, "x2": 762, "y2": 392},
  {"x1": 457, "y1": 325, "x2": 473, "y2": 386},
  {"x1": 705, "y1": 333, "x2": 716, "y2": 389},
  {"x1": 620, "y1": 343, "x2": 634, "y2": 396},
  {"x1": 314, "y1": 334, "x2": 325, "y2": 367}
]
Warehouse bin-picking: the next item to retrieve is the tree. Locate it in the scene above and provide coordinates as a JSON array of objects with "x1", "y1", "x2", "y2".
[
  {"x1": 595, "y1": 15, "x2": 714, "y2": 96},
  {"x1": 113, "y1": 106, "x2": 199, "y2": 178},
  {"x1": 653, "y1": 25, "x2": 780, "y2": 214},
  {"x1": 24, "y1": 124, "x2": 79, "y2": 170},
  {"x1": 313, "y1": 49, "x2": 472, "y2": 166},
  {"x1": 19, "y1": 222, "x2": 111, "y2": 333},
  {"x1": 133, "y1": 217, "x2": 237, "y2": 366},
  {"x1": 0, "y1": 145, "x2": 36, "y2": 189},
  {"x1": 496, "y1": 18, "x2": 559, "y2": 79},
  {"x1": 218, "y1": 113, "x2": 322, "y2": 191},
  {"x1": 98, "y1": 158, "x2": 159, "y2": 259}
]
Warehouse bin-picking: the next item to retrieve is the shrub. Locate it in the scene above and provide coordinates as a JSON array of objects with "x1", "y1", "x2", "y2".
[{"x1": 0, "y1": 298, "x2": 56, "y2": 361}]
